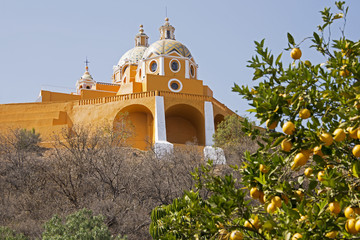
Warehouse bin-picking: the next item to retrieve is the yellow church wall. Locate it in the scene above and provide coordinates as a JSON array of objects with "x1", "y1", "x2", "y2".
[
  {"x1": 144, "y1": 75, "x2": 204, "y2": 95},
  {"x1": 163, "y1": 95, "x2": 205, "y2": 145},
  {"x1": 203, "y1": 85, "x2": 213, "y2": 97},
  {"x1": 41, "y1": 90, "x2": 81, "y2": 102},
  {"x1": 166, "y1": 116, "x2": 198, "y2": 144},
  {"x1": 115, "y1": 105, "x2": 153, "y2": 150},
  {"x1": 163, "y1": 57, "x2": 186, "y2": 78},
  {"x1": 95, "y1": 83, "x2": 120, "y2": 92},
  {"x1": 80, "y1": 89, "x2": 117, "y2": 99},
  {"x1": 73, "y1": 95, "x2": 156, "y2": 150},
  {"x1": 117, "y1": 82, "x2": 142, "y2": 95},
  {"x1": 0, "y1": 101, "x2": 73, "y2": 140},
  {"x1": 122, "y1": 65, "x2": 138, "y2": 83}
]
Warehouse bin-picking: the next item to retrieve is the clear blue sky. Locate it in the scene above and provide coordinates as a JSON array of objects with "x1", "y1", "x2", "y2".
[{"x1": 1, "y1": 0, "x2": 359, "y2": 122}]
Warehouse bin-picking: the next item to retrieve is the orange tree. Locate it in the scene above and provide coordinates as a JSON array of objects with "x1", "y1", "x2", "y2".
[{"x1": 150, "y1": 2, "x2": 360, "y2": 239}]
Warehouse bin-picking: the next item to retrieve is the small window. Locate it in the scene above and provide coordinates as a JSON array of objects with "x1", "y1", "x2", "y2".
[
  {"x1": 150, "y1": 60, "x2": 157, "y2": 72},
  {"x1": 166, "y1": 30, "x2": 170, "y2": 39},
  {"x1": 190, "y1": 65, "x2": 195, "y2": 77},
  {"x1": 170, "y1": 59, "x2": 180, "y2": 72},
  {"x1": 122, "y1": 65, "x2": 128, "y2": 75},
  {"x1": 86, "y1": 86, "x2": 90, "y2": 89},
  {"x1": 168, "y1": 79, "x2": 183, "y2": 92},
  {"x1": 171, "y1": 82, "x2": 179, "y2": 90}
]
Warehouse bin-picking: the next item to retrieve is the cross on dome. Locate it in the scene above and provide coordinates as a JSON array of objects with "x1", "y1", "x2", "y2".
[{"x1": 84, "y1": 57, "x2": 90, "y2": 71}]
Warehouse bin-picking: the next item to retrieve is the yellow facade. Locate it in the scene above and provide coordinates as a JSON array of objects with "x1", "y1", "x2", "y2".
[{"x1": 0, "y1": 19, "x2": 235, "y2": 152}]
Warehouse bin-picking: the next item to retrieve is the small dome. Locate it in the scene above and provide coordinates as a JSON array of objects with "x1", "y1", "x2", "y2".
[
  {"x1": 117, "y1": 46, "x2": 148, "y2": 67},
  {"x1": 81, "y1": 67, "x2": 94, "y2": 81},
  {"x1": 143, "y1": 39, "x2": 192, "y2": 59}
]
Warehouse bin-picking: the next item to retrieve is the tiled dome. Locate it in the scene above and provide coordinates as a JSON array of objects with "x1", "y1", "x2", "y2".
[
  {"x1": 117, "y1": 46, "x2": 148, "y2": 67},
  {"x1": 142, "y1": 39, "x2": 192, "y2": 59}
]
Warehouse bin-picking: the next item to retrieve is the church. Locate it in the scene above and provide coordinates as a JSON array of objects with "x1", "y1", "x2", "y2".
[{"x1": 0, "y1": 18, "x2": 235, "y2": 156}]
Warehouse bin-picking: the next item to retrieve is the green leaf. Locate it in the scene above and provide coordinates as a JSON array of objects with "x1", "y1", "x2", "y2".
[
  {"x1": 287, "y1": 33, "x2": 295, "y2": 46},
  {"x1": 352, "y1": 161, "x2": 360, "y2": 178},
  {"x1": 313, "y1": 32, "x2": 320, "y2": 43}
]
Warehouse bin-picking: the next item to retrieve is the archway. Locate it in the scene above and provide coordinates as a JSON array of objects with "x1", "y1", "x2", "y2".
[
  {"x1": 113, "y1": 104, "x2": 153, "y2": 150},
  {"x1": 165, "y1": 104, "x2": 205, "y2": 145}
]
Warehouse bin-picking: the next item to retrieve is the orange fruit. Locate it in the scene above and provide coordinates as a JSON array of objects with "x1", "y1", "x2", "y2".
[
  {"x1": 230, "y1": 230, "x2": 243, "y2": 240},
  {"x1": 299, "y1": 109, "x2": 311, "y2": 119},
  {"x1": 266, "y1": 119, "x2": 278, "y2": 130},
  {"x1": 295, "y1": 190, "x2": 304, "y2": 201},
  {"x1": 313, "y1": 146, "x2": 324, "y2": 157},
  {"x1": 251, "y1": 217, "x2": 261, "y2": 230},
  {"x1": 244, "y1": 220, "x2": 252, "y2": 228},
  {"x1": 281, "y1": 139, "x2": 292, "y2": 152},
  {"x1": 328, "y1": 201, "x2": 341, "y2": 214},
  {"x1": 345, "y1": 206, "x2": 355, "y2": 219},
  {"x1": 291, "y1": 233, "x2": 303, "y2": 240},
  {"x1": 283, "y1": 121, "x2": 296, "y2": 135},
  {"x1": 250, "y1": 187, "x2": 260, "y2": 199},
  {"x1": 259, "y1": 164, "x2": 269, "y2": 173},
  {"x1": 271, "y1": 196, "x2": 282, "y2": 208},
  {"x1": 320, "y1": 133, "x2": 333, "y2": 146},
  {"x1": 340, "y1": 66, "x2": 350, "y2": 77},
  {"x1": 333, "y1": 128, "x2": 346, "y2": 142},
  {"x1": 292, "y1": 152, "x2": 309, "y2": 169},
  {"x1": 304, "y1": 167, "x2": 313, "y2": 177},
  {"x1": 355, "y1": 219, "x2": 360, "y2": 232},
  {"x1": 291, "y1": 48, "x2": 302, "y2": 60},
  {"x1": 346, "y1": 219, "x2": 358, "y2": 234},
  {"x1": 301, "y1": 149, "x2": 312, "y2": 157},
  {"x1": 325, "y1": 231, "x2": 338, "y2": 239},
  {"x1": 347, "y1": 127, "x2": 358, "y2": 139},
  {"x1": 353, "y1": 145, "x2": 360, "y2": 158},
  {"x1": 317, "y1": 171, "x2": 325, "y2": 181},
  {"x1": 258, "y1": 191, "x2": 265, "y2": 204},
  {"x1": 267, "y1": 202, "x2": 277, "y2": 214}
]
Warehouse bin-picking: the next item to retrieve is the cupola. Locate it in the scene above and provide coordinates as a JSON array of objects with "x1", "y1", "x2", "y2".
[
  {"x1": 76, "y1": 62, "x2": 96, "y2": 94},
  {"x1": 159, "y1": 17, "x2": 175, "y2": 40},
  {"x1": 135, "y1": 25, "x2": 149, "y2": 47}
]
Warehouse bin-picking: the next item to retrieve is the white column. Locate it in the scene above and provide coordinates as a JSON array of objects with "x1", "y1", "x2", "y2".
[
  {"x1": 141, "y1": 61, "x2": 146, "y2": 78},
  {"x1": 204, "y1": 101, "x2": 215, "y2": 146},
  {"x1": 155, "y1": 96, "x2": 167, "y2": 141},
  {"x1": 154, "y1": 96, "x2": 173, "y2": 156},
  {"x1": 203, "y1": 101, "x2": 226, "y2": 164},
  {"x1": 185, "y1": 59, "x2": 189, "y2": 79},
  {"x1": 159, "y1": 57, "x2": 165, "y2": 76}
]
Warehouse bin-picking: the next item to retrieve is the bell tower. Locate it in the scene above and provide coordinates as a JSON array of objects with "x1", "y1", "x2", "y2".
[
  {"x1": 76, "y1": 59, "x2": 96, "y2": 94},
  {"x1": 159, "y1": 18, "x2": 175, "y2": 40},
  {"x1": 135, "y1": 25, "x2": 149, "y2": 47}
]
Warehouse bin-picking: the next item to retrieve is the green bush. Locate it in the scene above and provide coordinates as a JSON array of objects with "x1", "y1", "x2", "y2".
[
  {"x1": 42, "y1": 209, "x2": 126, "y2": 240},
  {"x1": 0, "y1": 226, "x2": 28, "y2": 240}
]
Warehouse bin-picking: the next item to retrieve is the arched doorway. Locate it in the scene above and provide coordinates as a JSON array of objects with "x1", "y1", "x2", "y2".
[
  {"x1": 113, "y1": 104, "x2": 153, "y2": 150},
  {"x1": 165, "y1": 104, "x2": 205, "y2": 145}
]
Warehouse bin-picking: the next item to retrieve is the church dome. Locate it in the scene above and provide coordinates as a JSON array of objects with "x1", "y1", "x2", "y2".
[
  {"x1": 117, "y1": 46, "x2": 147, "y2": 67},
  {"x1": 142, "y1": 39, "x2": 192, "y2": 59}
]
